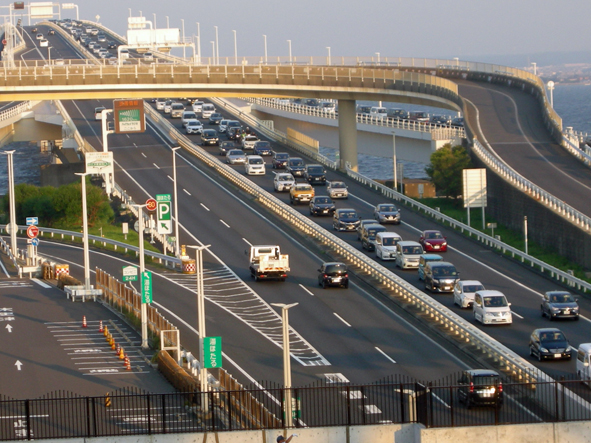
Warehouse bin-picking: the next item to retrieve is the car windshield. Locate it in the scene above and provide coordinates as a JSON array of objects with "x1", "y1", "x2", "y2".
[
  {"x1": 540, "y1": 332, "x2": 566, "y2": 342},
  {"x1": 298, "y1": 185, "x2": 312, "y2": 191},
  {"x1": 550, "y1": 294, "x2": 575, "y2": 303},
  {"x1": 227, "y1": 122, "x2": 240, "y2": 127},
  {"x1": 308, "y1": 166, "x2": 324, "y2": 173},
  {"x1": 315, "y1": 197, "x2": 330, "y2": 204},
  {"x1": 289, "y1": 159, "x2": 304, "y2": 166},
  {"x1": 463, "y1": 285, "x2": 484, "y2": 293},
  {"x1": 187, "y1": 121, "x2": 200, "y2": 126},
  {"x1": 382, "y1": 237, "x2": 398, "y2": 246},
  {"x1": 325, "y1": 264, "x2": 346, "y2": 274},
  {"x1": 433, "y1": 267, "x2": 457, "y2": 277},
  {"x1": 339, "y1": 212, "x2": 357, "y2": 219},
  {"x1": 331, "y1": 182, "x2": 346, "y2": 189},
  {"x1": 275, "y1": 153, "x2": 289, "y2": 159},
  {"x1": 249, "y1": 158, "x2": 264, "y2": 164},
  {"x1": 403, "y1": 246, "x2": 423, "y2": 254},
  {"x1": 426, "y1": 231, "x2": 443, "y2": 239},
  {"x1": 483, "y1": 296, "x2": 508, "y2": 307},
  {"x1": 278, "y1": 175, "x2": 292, "y2": 181},
  {"x1": 256, "y1": 142, "x2": 271, "y2": 148},
  {"x1": 228, "y1": 150, "x2": 242, "y2": 156},
  {"x1": 367, "y1": 228, "x2": 383, "y2": 238},
  {"x1": 379, "y1": 205, "x2": 396, "y2": 212}
]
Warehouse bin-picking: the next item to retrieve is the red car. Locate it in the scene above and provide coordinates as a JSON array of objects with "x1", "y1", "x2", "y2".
[{"x1": 419, "y1": 230, "x2": 447, "y2": 252}]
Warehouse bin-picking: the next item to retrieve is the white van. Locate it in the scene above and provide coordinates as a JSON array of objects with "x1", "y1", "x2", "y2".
[
  {"x1": 119, "y1": 49, "x2": 130, "y2": 59},
  {"x1": 375, "y1": 232, "x2": 402, "y2": 261},
  {"x1": 369, "y1": 107, "x2": 388, "y2": 119},
  {"x1": 395, "y1": 241, "x2": 423, "y2": 269},
  {"x1": 576, "y1": 344, "x2": 591, "y2": 385},
  {"x1": 245, "y1": 155, "x2": 265, "y2": 175},
  {"x1": 94, "y1": 106, "x2": 106, "y2": 120},
  {"x1": 201, "y1": 103, "x2": 215, "y2": 118},
  {"x1": 473, "y1": 290, "x2": 512, "y2": 325}
]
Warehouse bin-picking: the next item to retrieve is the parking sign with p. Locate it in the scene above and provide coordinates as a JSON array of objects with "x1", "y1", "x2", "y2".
[{"x1": 156, "y1": 194, "x2": 172, "y2": 234}]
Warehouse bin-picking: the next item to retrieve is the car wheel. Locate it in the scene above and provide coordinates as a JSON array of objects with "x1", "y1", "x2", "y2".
[
  {"x1": 575, "y1": 316, "x2": 580, "y2": 321},
  {"x1": 529, "y1": 346, "x2": 534, "y2": 357},
  {"x1": 343, "y1": 281, "x2": 349, "y2": 289},
  {"x1": 322, "y1": 281, "x2": 327, "y2": 289},
  {"x1": 538, "y1": 351, "x2": 543, "y2": 362},
  {"x1": 541, "y1": 307, "x2": 545, "y2": 318}
]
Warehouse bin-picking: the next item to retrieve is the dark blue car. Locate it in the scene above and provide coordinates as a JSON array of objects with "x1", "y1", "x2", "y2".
[{"x1": 253, "y1": 141, "x2": 272, "y2": 156}]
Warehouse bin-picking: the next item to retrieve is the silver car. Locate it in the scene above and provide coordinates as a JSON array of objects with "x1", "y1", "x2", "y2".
[
  {"x1": 327, "y1": 181, "x2": 348, "y2": 199},
  {"x1": 226, "y1": 149, "x2": 247, "y2": 165},
  {"x1": 274, "y1": 173, "x2": 296, "y2": 192}
]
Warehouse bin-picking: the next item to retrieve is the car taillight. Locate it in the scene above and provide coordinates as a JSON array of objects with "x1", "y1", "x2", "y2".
[
  {"x1": 323, "y1": 274, "x2": 328, "y2": 278},
  {"x1": 498, "y1": 382, "x2": 503, "y2": 393},
  {"x1": 469, "y1": 382, "x2": 474, "y2": 393},
  {"x1": 344, "y1": 273, "x2": 348, "y2": 278}
]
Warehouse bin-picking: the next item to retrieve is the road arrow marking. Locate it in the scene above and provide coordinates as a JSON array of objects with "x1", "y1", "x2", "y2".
[
  {"x1": 5, "y1": 324, "x2": 12, "y2": 333},
  {"x1": 15, "y1": 360, "x2": 22, "y2": 370}
]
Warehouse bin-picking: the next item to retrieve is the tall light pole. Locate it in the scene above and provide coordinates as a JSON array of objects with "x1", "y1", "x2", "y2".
[
  {"x1": 214, "y1": 25, "x2": 219, "y2": 65},
  {"x1": 392, "y1": 132, "x2": 397, "y2": 192},
  {"x1": 232, "y1": 30, "x2": 237, "y2": 65},
  {"x1": 128, "y1": 8, "x2": 131, "y2": 17},
  {"x1": 181, "y1": 19, "x2": 186, "y2": 59},
  {"x1": 376, "y1": 52, "x2": 380, "y2": 64},
  {"x1": 188, "y1": 245, "x2": 211, "y2": 413},
  {"x1": 166, "y1": 16, "x2": 169, "y2": 29},
  {"x1": 287, "y1": 40, "x2": 292, "y2": 63},
  {"x1": 524, "y1": 216, "x2": 528, "y2": 255},
  {"x1": 547, "y1": 80, "x2": 555, "y2": 108},
  {"x1": 172, "y1": 147, "x2": 181, "y2": 258},
  {"x1": 263, "y1": 34, "x2": 268, "y2": 64},
  {"x1": 271, "y1": 302, "x2": 298, "y2": 428},
  {"x1": 75, "y1": 173, "x2": 91, "y2": 290},
  {"x1": 326, "y1": 46, "x2": 331, "y2": 65},
  {"x1": 196, "y1": 22, "x2": 201, "y2": 65},
  {"x1": 3, "y1": 150, "x2": 17, "y2": 255},
  {"x1": 132, "y1": 203, "x2": 149, "y2": 348},
  {"x1": 210, "y1": 41, "x2": 215, "y2": 64},
  {"x1": 453, "y1": 57, "x2": 459, "y2": 67},
  {"x1": 100, "y1": 108, "x2": 113, "y2": 195},
  {"x1": 47, "y1": 46, "x2": 52, "y2": 64},
  {"x1": 153, "y1": 13, "x2": 156, "y2": 29},
  {"x1": 531, "y1": 62, "x2": 537, "y2": 77}
]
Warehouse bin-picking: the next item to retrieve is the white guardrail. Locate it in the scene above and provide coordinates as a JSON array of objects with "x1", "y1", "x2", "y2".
[
  {"x1": 248, "y1": 97, "x2": 466, "y2": 140},
  {"x1": 142, "y1": 101, "x2": 591, "y2": 415}
]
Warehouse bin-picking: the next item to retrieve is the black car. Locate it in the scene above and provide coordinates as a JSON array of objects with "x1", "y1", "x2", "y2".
[
  {"x1": 309, "y1": 196, "x2": 336, "y2": 217},
  {"x1": 430, "y1": 115, "x2": 449, "y2": 125},
  {"x1": 253, "y1": 141, "x2": 272, "y2": 156},
  {"x1": 107, "y1": 40, "x2": 116, "y2": 49},
  {"x1": 318, "y1": 262, "x2": 348, "y2": 289},
  {"x1": 286, "y1": 157, "x2": 306, "y2": 177},
  {"x1": 48, "y1": 29, "x2": 55, "y2": 35},
  {"x1": 457, "y1": 369, "x2": 503, "y2": 408},
  {"x1": 333, "y1": 208, "x2": 360, "y2": 232},
  {"x1": 218, "y1": 140, "x2": 235, "y2": 156},
  {"x1": 201, "y1": 129, "x2": 219, "y2": 146},
  {"x1": 529, "y1": 328, "x2": 573, "y2": 361},
  {"x1": 304, "y1": 164, "x2": 327, "y2": 185},
  {"x1": 450, "y1": 117, "x2": 464, "y2": 127},
  {"x1": 541, "y1": 291, "x2": 579, "y2": 320},
  {"x1": 272, "y1": 152, "x2": 289, "y2": 169},
  {"x1": 209, "y1": 113, "x2": 223, "y2": 124},
  {"x1": 359, "y1": 224, "x2": 387, "y2": 251}
]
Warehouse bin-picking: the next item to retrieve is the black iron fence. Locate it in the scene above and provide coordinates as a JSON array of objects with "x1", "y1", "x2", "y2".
[{"x1": 2, "y1": 376, "x2": 591, "y2": 440}]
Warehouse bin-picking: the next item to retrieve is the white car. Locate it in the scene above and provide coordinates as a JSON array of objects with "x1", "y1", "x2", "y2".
[
  {"x1": 181, "y1": 111, "x2": 198, "y2": 126},
  {"x1": 36, "y1": 33, "x2": 43, "y2": 40},
  {"x1": 143, "y1": 52, "x2": 154, "y2": 61},
  {"x1": 273, "y1": 173, "x2": 295, "y2": 192},
  {"x1": 226, "y1": 149, "x2": 247, "y2": 165},
  {"x1": 453, "y1": 280, "x2": 485, "y2": 309},
  {"x1": 327, "y1": 181, "x2": 348, "y2": 199},
  {"x1": 375, "y1": 232, "x2": 402, "y2": 261},
  {"x1": 219, "y1": 119, "x2": 230, "y2": 133},
  {"x1": 40, "y1": 39, "x2": 48, "y2": 47},
  {"x1": 245, "y1": 155, "x2": 265, "y2": 175},
  {"x1": 242, "y1": 135, "x2": 259, "y2": 150},
  {"x1": 163, "y1": 100, "x2": 174, "y2": 114},
  {"x1": 156, "y1": 99, "x2": 167, "y2": 111},
  {"x1": 185, "y1": 119, "x2": 203, "y2": 134},
  {"x1": 192, "y1": 101, "x2": 204, "y2": 113}
]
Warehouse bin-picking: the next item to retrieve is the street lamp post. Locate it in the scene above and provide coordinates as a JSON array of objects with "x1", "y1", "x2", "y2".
[
  {"x1": 75, "y1": 173, "x2": 91, "y2": 290},
  {"x1": 271, "y1": 302, "x2": 298, "y2": 428},
  {"x1": 531, "y1": 62, "x2": 537, "y2": 77},
  {"x1": 392, "y1": 132, "x2": 397, "y2": 192},
  {"x1": 132, "y1": 204, "x2": 149, "y2": 348},
  {"x1": 376, "y1": 52, "x2": 380, "y2": 63},
  {"x1": 547, "y1": 81, "x2": 555, "y2": 108},
  {"x1": 326, "y1": 46, "x2": 331, "y2": 65},
  {"x1": 287, "y1": 40, "x2": 292, "y2": 63},
  {"x1": 181, "y1": 19, "x2": 186, "y2": 59},
  {"x1": 196, "y1": 22, "x2": 201, "y2": 65},
  {"x1": 263, "y1": 34, "x2": 268, "y2": 64},
  {"x1": 166, "y1": 16, "x2": 169, "y2": 29},
  {"x1": 210, "y1": 41, "x2": 215, "y2": 64},
  {"x1": 187, "y1": 245, "x2": 211, "y2": 414},
  {"x1": 100, "y1": 109, "x2": 113, "y2": 195},
  {"x1": 172, "y1": 147, "x2": 181, "y2": 258},
  {"x1": 153, "y1": 13, "x2": 156, "y2": 29},
  {"x1": 233, "y1": 30, "x2": 237, "y2": 65},
  {"x1": 214, "y1": 26, "x2": 219, "y2": 65},
  {"x1": 47, "y1": 46, "x2": 52, "y2": 64},
  {"x1": 3, "y1": 150, "x2": 17, "y2": 255},
  {"x1": 524, "y1": 216, "x2": 528, "y2": 255}
]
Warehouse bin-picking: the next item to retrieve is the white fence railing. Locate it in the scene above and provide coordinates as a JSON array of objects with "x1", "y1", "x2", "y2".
[{"x1": 249, "y1": 97, "x2": 466, "y2": 139}]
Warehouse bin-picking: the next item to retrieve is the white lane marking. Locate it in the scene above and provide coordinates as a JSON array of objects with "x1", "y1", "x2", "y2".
[
  {"x1": 511, "y1": 311, "x2": 524, "y2": 319},
  {"x1": 375, "y1": 347, "x2": 397, "y2": 364},
  {"x1": 200, "y1": 203, "x2": 210, "y2": 211},
  {"x1": 126, "y1": 134, "x2": 130, "y2": 138},
  {"x1": 299, "y1": 284, "x2": 314, "y2": 296},
  {"x1": 0, "y1": 258, "x2": 9, "y2": 277},
  {"x1": 133, "y1": 143, "x2": 137, "y2": 148},
  {"x1": 183, "y1": 189, "x2": 191, "y2": 195},
  {"x1": 334, "y1": 313, "x2": 351, "y2": 327},
  {"x1": 243, "y1": 238, "x2": 252, "y2": 246},
  {"x1": 153, "y1": 163, "x2": 160, "y2": 169},
  {"x1": 141, "y1": 152, "x2": 146, "y2": 158},
  {"x1": 167, "y1": 175, "x2": 173, "y2": 181},
  {"x1": 31, "y1": 278, "x2": 51, "y2": 288},
  {"x1": 220, "y1": 219, "x2": 230, "y2": 228}
]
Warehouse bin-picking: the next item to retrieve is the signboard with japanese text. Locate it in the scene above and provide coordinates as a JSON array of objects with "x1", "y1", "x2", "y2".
[
  {"x1": 156, "y1": 194, "x2": 172, "y2": 234},
  {"x1": 113, "y1": 99, "x2": 145, "y2": 134},
  {"x1": 141, "y1": 271, "x2": 152, "y2": 303},
  {"x1": 203, "y1": 336, "x2": 222, "y2": 368},
  {"x1": 85, "y1": 152, "x2": 114, "y2": 175}
]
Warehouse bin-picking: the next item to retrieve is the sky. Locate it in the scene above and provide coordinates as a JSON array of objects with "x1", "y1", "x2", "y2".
[{"x1": 47, "y1": 0, "x2": 591, "y2": 66}]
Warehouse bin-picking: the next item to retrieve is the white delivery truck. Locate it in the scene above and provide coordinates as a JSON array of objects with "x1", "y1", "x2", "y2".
[{"x1": 247, "y1": 245, "x2": 289, "y2": 281}]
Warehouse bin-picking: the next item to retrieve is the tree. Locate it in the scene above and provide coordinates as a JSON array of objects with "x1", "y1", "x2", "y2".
[{"x1": 425, "y1": 143, "x2": 473, "y2": 199}]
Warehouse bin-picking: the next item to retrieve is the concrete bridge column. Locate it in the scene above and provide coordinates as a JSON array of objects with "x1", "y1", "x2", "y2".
[{"x1": 337, "y1": 99, "x2": 358, "y2": 171}]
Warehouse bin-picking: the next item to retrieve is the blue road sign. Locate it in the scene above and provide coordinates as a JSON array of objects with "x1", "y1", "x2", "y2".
[
  {"x1": 31, "y1": 238, "x2": 39, "y2": 246},
  {"x1": 26, "y1": 217, "x2": 38, "y2": 226}
]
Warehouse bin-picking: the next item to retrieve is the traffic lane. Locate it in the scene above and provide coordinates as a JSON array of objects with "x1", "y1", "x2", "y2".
[
  {"x1": 0, "y1": 273, "x2": 175, "y2": 399},
  {"x1": 458, "y1": 80, "x2": 591, "y2": 220}
]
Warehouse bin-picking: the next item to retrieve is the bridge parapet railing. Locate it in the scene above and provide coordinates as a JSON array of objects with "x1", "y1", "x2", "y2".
[
  {"x1": 248, "y1": 97, "x2": 466, "y2": 138},
  {"x1": 144, "y1": 102, "x2": 562, "y2": 384}
]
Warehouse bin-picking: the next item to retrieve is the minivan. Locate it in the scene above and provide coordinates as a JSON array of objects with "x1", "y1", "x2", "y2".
[
  {"x1": 417, "y1": 254, "x2": 443, "y2": 281},
  {"x1": 473, "y1": 290, "x2": 512, "y2": 325},
  {"x1": 576, "y1": 343, "x2": 591, "y2": 385},
  {"x1": 119, "y1": 49, "x2": 130, "y2": 59},
  {"x1": 245, "y1": 155, "x2": 266, "y2": 175},
  {"x1": 423, "y1": 261, "x2": 459, "y2": 293},
  {"x1": 395, "y1": 241, "x2": 424, "y2": 269},
  {"x1": 387, "y1": 108, "x2": 409, "y2": 120},
  {"x1": 369, "y1": 107, "x2": 388, "y2": 119},
  {"x1": 409, "y1": 111, "x2": 429, "y2": 123},
  {"x1": 201, "y1": 103, "x2": 216, "y2": 118},
  {"x1": 375, "y1": 232, "x2": 402, "y2": 261}
]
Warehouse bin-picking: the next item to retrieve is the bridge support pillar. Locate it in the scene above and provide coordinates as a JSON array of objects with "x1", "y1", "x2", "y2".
[{"x1": 337, "y1": 99, "x2": 358, "y2": 171}]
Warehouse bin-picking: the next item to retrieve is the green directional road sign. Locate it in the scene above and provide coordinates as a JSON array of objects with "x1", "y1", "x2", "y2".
[
  {"x1": 122, "y1": 265, "x2": 138, "y2": 282},
  {"x1": 203, "y1": 336, "x2": 222, "y2": 368},
  {"x1": 141, "y1": 271, "x2": 152, "y2": 303},
  {"x1": 156, "y1": 194, "x2": 172, "y2": 235}
]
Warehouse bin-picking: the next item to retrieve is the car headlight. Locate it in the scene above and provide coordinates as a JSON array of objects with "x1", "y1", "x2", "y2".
[
  {"x1": 425, "y1": 242, "x2": 432, "y2": 246},
  {"x1": 432, "y1": 279, "x2": 439, "y2": 284},
  {"x1": 566, "y1": 346, "x2": 573, "y2": 352},
  {"x1": 442, "y1": 242, "x2": 447, "y2": 246},
  {"x1": 540, "y1": 347, "x2": 548, "y2": 353},
  {"x1": 551, "y1": 307, "x2": 560, "y2": 312}
]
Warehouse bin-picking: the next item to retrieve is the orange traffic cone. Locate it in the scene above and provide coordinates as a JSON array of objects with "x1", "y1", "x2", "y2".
[
  {"x1": 116, "y1": 344, "x2": 121, "y2": 355},
  {"x1": 103, "y1": 326, "x2": 109, "y2": 337},
  {"x1": 99, "y1": 321, "x2": 103, "y2": 333},
  {"x1": 119, "y1": 347, "x2": 125, "y2": 360},
  {"x1": 82, "y1": 316, "x2": 87, "y2": 328},
  {"x1": 111, "y1": 340, "x2": 116, "y2": 351},
  {"x1": 124, "y1": 355, "x2": 131, "y2": 370}
]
